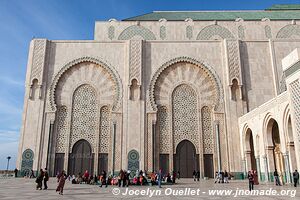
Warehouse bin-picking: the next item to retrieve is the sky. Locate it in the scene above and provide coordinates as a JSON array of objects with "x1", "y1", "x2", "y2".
[{"x1": 0, "y1": 0, "x2": 299, "y2": 170}]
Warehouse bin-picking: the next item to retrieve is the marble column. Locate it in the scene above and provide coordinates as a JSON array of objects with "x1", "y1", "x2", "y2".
[
  {"x1": 262, "y1": 155, "x2": 269, "y2": 182},
  {"x1": 255, "y1": 156, "x2": 261, "y2": 181},
  {"x1": 283, "y1": 152, "x2": 291, "y2": 184},
  {"x1": 242, "y1": 159, "x2": 246, "y2": 179},
  {"x1": 245, "y1": 151, "x2": 252, "y2": 171}
]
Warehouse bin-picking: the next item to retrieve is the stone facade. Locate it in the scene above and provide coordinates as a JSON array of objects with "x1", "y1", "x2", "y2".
[
  {"x1": 17, "y1": 7, "x2": 300, "y2": 179},
  {"x1": 239, "y1": 48, "x2": 300, "y2": 184}
]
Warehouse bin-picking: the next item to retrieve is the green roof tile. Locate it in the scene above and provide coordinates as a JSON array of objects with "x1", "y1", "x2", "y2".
[
  {"x1": 122, "y1": 5, "x2": 300, "y2": 21},
  {"x1": 266, "y1": 4, "x2": 300, "y2": 10}
]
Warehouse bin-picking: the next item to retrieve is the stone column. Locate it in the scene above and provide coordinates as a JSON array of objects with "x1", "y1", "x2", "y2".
[
  {"x1": 152, "y1": 121, "x2": 157, "y2": 171},
  {"x1": 241, "y1": 159, "x2": 247, "y2": 179},
  {"x1": 255, "y1": 156, "x2": 261, "y2": 181},
  {"x1": 215, "y1": 123, "x2": 221, "y2": 172},
  {"x1": 262, "y1": 155, "x2": 269, "y2": 182},
  {"x1": 283, "y1": 152, "x2": 291, "y2": 184},
  {"x1": 111, "y1": 122, "x2": 116, "y2": 176},
  {"x1": 245, "y1": 150, "x2": 252, "y2": 171}
]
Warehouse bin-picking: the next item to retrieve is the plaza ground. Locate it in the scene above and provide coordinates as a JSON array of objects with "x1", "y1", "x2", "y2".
[{"x1": 0, "y1": 178, "x2": 299, "y2": 199}]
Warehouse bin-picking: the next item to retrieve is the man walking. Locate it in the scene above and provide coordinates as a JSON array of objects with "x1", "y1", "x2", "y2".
[
  {"x1": 293, "y1": 170, "x2": 299, "y2": 187},
  {"x1": 43, "y1": 168, "x2": 49, "y2": 190},
  {"x1": 248, "y1": 170, "x2": 254, "y2": 191},
  {"x1": 274, "y1": 169, "x2": 281, "y2": 186}
]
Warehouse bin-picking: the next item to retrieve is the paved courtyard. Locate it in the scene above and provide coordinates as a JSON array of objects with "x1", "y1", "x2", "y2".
[{"x1": 0, "y1": 178, "x2": 298, "y2": 199}]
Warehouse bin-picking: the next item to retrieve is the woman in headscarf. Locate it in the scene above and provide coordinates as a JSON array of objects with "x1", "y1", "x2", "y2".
[{"x1": 56, "y1": 170, "x2": 67, "y2": 195}]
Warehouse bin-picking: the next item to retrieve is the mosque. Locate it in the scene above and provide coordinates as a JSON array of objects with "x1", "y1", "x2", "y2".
[{"x1": 17, "y1": 4, "x2": 300, "y2": 183}]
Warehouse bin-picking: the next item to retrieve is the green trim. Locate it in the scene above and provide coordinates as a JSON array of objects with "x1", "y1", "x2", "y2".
[
  {"x1": 123, "y1": 10, "x2": 300, "y2": 21},
  {"x1": 284, "y1": 61, "x2": 300, "y2": 78},
  {"x1": 260, "y1": 173, "x2": 265, "y2": 182},
  {"x1": 230, "y1": 172, "x2": 245, "y2": 180}
]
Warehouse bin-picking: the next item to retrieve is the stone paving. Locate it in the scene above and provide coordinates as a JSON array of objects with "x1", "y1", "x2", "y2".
[{"x1": 0, "y1": 178, "x2": 299, "y2": 200}]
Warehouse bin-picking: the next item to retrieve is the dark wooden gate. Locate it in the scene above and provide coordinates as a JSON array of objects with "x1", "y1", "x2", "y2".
[
  {"x1": 203, "y1": 154, "x2": 214, "y2": 178},
  {"x1": 68, "y1": 140, "x2": 93, "y2": 176},
  {"x1": 174, "y1": 140, "x2": 198, "y2": 178}
]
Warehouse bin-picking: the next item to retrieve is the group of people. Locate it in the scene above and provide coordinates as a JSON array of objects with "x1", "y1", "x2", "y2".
[
  {"x1": 273, "y1": 169, "x2": 300, "y2": 187},
  {"x1": 35, "y1": 168, "x2": 49, "y2": 190},
  {"x1": 214, "y1": 170, "x2": 232, "y2": 183},
  {"x1": 29, "y1": 166, "x2": 299, "y2": 196},
  {"x1": 34, "y1": 168, "x2": 67, "y2": 195},
  {"x1": 247, "y1": 169, "x2": 300, "y2": 191}
]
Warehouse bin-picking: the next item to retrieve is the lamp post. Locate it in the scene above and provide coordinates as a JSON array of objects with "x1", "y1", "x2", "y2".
[{"x1": 6, "y1": 156, "x2": 11, "y2": 176}]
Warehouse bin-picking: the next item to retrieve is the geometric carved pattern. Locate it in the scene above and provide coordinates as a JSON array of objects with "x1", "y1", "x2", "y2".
[
  {"x1": 227, "y1": 40, "x2": 241, "y2": 83},
  {"x1": 289, "y1": 80, "x2": 300, "y2": 143},
  {"x1": 265, "y1": 25, "x2": 272, "y2": 39},
  {"x1": 100, "y1": 106, "x2": 111, "y2": 153},
  {"x1": 118, "y1": 25, "x2": 156, "y2": 40},
  {"x1": 186, "y1": 25, "x2": 193, "y2": 39},
  {"x1": 150, "y1": 57, "x2": 223, "y2": 112},
  {"x1": 202, "y1": 106, "x2": 213, "y2": 154},
  {"x1": 276, "y1": 24, "x2": 300, "y2": 39},
  {"x1": 56, "y1": 106, "x2": 68, "y2": 153},
  {"x1": 55, "y1": 62, "x2": 117, "y2": 110},
  {"x1": 21, "y1": 149, "x2": 34, "y2": 176},
  {"x1": 154, "y1": 62, "x2": 218, "y2": 112},
  {"x1": 158, "y1": 106, "x2": 170, "y2": 154},
  {"x1": 238, "y1": 25, "x2": 245, "y2": 39},
  {"x1": 172, "y1": 84, "x2": 199, "y2": 153},
  {"x1": 30, "y1": 39, "x2": 46, "y2": 83},
  {"x1": 160, "y1": 26, "x2": 166, "y2": 40},
  {"x1": 129, "y1": 40, "x2": 142, "y2": 83},
  {"x1": 196, "y1": 25, "x2": 234, "y2": 40},
  {"x1": 108, "y1": 26, "x2": 115, "y2": 40},
  {"x1": 70, "y1": 84, "x2": 97, "y2": 152},
  {"x1": 49, "y1": 57, "x2": 122, "y2": 112}
]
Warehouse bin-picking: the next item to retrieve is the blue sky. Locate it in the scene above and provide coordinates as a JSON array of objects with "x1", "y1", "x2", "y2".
[{"x1": 0, "y1": 0, "x2": 299, "y2": 169}]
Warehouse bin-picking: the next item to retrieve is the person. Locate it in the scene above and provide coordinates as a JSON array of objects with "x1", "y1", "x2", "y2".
[
  {"x1": 93, "y1": 175, "x2": 98, "y2": 185},
  {"x1": 150, "y1": 172, "x2": 156, "y2": 185},
  {"x1": 36, "y1": 169, "x2": 44, "y2": 190},
  {"x1": 71, "y1": 175, "x2": 77, "y2": 184},
  {"x1": 43, "y1": 168, "x2": 49, "y2": 190},
  {"x1": 100, "y1": 170, "x2": 107, "y2": 187},
  {"x1": 214, "y1": 171, "x2": 219, "y2": 183},
  {"x1": 83, "y1": 170, "x2": 89, "y2": 183},
  {"x1": 177, "y1": 171, "x2": 180, "y2": 179},
  {"x1": 220, "y1": 171, "x2": 224, "y2": 183},
  {"x1": 30, "y1": 169, "x2": 35, "y2": 179},
  {"x1": 172, "y1": 171, "x2": 176, "y2": 183},
  {"x1": 293, "y1": 169, "x2": 299, "y2": 187},
  {"x1": 125, "y1": 171, "x2": 130, "y2": 187},
  {"x1": 158, "y1": 169, "x2": 162, "y2": 188},
  {"x1": 133, "y1": 176, "x2": 138, "y2": 185},
  {"x1": 274, "y1": 169, "x2": 281, "y2": 186},
  {"x1": 14, "y1": 168, "x2": 18, "y2": 178},
  {"x1": 123, "y1": 171, "x2": 128, "y2": 187},
  {"x1": 118, "y1": 169, "x2": 124, "y2": 187},
  {"x1": 196, "y1": 170, "x2": 200, "y2": 181},
  {"x1": 253, "y1": 170, "x2": 259, "y2": 185},
  {"x1": 248, "y1": 170, "x2": 254, "y2": 191},
  {"x1": 193, "y1": 170, "x2": 196, "y2": 181},
  {"x1": 224, "y1": 170, "x2": 229, "y2": 183},
  {"x1": 56, "y1": 170, "x2": 67, "y2": 195}
]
